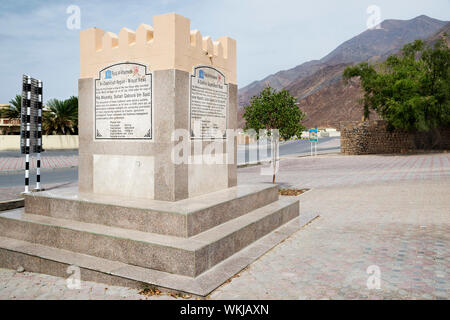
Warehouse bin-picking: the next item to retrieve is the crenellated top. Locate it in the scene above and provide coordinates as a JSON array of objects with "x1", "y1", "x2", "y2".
[{"x1": 80, "y1": 13, "x2": 237, "y2": 84}]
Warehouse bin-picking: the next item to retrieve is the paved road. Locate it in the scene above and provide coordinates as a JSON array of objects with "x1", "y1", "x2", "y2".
[
  {"x1": 0, "y1": 169, "x2": 78, "y2": 201},
  {"x1": 0, "y1": 138, "x2": 339, "y2": 172},
  {"x1": 0, "y1": 150, "x2": 77, "y2": 195},
  {"x1": 0, "y1": 167, "x2": 78, "y2": 188},
  {"x1": 0, "y1": 152, "x2": 448, "y2": 299},
  {"x1": 237, "y1": 137, "x2": 340, "y2": 164},
  {"x1": 0, "y1": 149, "x2": 78, "y2": 198}
]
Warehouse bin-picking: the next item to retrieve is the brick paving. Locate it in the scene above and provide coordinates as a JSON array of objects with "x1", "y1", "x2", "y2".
[
  {"x1": 0, "y1": 155, "x2": 77, "y2": 172},
  {"x1": 211, "y1": 153, "x2": 450, "y2": 299},
  {"x1": 245, "y1": 152, "x2": 450, "y2": 189},
  {"x1": 0, "y1": 152, "x2": 449, "y2": 299},
  {"x1": 0, "y1": 269, "x2": 179, "y2": 300}
]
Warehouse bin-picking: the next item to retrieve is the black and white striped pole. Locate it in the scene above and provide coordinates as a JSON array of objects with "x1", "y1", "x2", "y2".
[
  {"x1": 24, "y1": 75, "x2": 31, "y2": 193},
  {"x1": 21, "y1": 75, "x2": 43, "y2": 193},
  {"x1": 36, "y1": 80, "x2": 42, "y2": 190}
]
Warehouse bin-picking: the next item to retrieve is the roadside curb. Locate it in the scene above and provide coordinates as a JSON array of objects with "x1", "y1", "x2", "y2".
[
  {"x1": 237, "y1": 161, "x2": 263, "y2": 168},
  {"x1": 0, "y1": 198, "x2": 24, "y2": 212}
]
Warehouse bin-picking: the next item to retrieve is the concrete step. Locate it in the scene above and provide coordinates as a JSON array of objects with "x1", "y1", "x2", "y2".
[
  {"x1": 0, "y1": 197, "x2": 299, "y2": 277},
  {"x1": 24, "y1": 184, "x2": 279, "y2": 237},
  {"x1": 0, "y1": 211, "x2": 308, "y2": 297}
]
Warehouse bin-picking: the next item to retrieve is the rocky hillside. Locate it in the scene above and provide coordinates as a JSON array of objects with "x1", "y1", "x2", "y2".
[
  {"x1": 320, "y1": 15, "x2": 447, "y2": 65},
  {"x1": 238, "y1": 60, "x2": 323, "y2": 108},
  {"x1": 295, "y1": 21, "x2": 450, "y2": 128},
  {"x1": 238, "y1": 15, "x2": 448, "y2": 128},
  {"x1": 425, "y1": 21, "x2": 450, "y2": 46}
]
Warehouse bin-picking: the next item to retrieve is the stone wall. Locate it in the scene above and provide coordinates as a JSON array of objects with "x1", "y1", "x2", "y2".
[{"x1": 341, "y1": 120, "x2": 450, "y2": 155}]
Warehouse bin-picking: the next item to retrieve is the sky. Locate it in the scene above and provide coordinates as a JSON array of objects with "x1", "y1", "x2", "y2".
[{"x1": 0, "y1": 0, "x2": 449, "y2": 104}]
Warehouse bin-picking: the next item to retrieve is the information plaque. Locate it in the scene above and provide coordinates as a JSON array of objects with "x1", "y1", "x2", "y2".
[
  {"x1": 190, "y1": 66, "x2": 228, "y2": 139},
  {"x1": 95, "y1": 63, "x2": 152, "y2": 140}
]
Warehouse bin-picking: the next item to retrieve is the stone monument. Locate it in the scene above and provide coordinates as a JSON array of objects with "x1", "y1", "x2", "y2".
[
  {"x1": 0, "y1": 13, "x2": 300, "y2": 296},
  {"x1": 79, "y1": 13, "x2": 237, "y2": 201}
]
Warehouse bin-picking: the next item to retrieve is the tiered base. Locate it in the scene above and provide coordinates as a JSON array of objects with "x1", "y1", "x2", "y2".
[{"x1": 0, "y1": 184, "x2": 301, "y2": 296}]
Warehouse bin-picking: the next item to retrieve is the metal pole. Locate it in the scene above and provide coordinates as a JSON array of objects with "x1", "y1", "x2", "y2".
[
  {"x1": 245, "y1": 136, "x2": 249, "y2": 164},
  {"x1": 36, "y1": 80, "x2": 42, "y2": 190},
  {"x1": 24, "y1": 76, "x2": 31, "y2": 193}
]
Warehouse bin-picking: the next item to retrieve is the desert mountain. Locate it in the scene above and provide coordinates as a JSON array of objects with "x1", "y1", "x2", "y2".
[
  {"x1": 426, "y1": 21, "x2": 450, "y2": 46},
  {"x1": 238, "y1": 15, "x2": 448, "y2": 128}
]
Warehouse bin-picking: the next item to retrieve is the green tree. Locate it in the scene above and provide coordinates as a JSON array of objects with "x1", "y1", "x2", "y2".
[
  {"x1": 43, "y1": 97, "x2": 78, "y2": 135},
  {"x1": 243, "y1": 86, "x2": 305, "y2": 183},
  {"x1": 1, "y1": 95, "x2": 22, "y2": 119},
  {"x1": 343, "y1": 39, "x2": 450, "y2": 133}
]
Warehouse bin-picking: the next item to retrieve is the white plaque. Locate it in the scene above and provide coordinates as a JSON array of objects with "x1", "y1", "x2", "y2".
[
  {"x1": 95, "y1": 63, "x2": 152, "y2": 140},
  {"x1": 190, "y1": 66, "x2": 228, "y2": 139}
]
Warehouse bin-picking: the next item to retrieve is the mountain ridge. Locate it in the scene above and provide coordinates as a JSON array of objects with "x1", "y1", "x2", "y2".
[
  {"x1": 293, "y1": 20, "x2": 450, "y2": 128},
  {"x1": 237, "y1": 15, "x2": 449, "y2": 128}
]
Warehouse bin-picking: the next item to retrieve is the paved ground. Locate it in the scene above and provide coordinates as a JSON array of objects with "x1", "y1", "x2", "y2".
[
  {"x1": 0, "y1": 269, "x2": 180, "y2": 300},
  {"x1": 0, "y1": 150, "x2": 78, "y2": 172},
  {"x1": 211, "y1": 153, "x2": 450, "y2": 299},
  {"x1": 0, "y1": 152, "x2": 449, "y2": 299}
]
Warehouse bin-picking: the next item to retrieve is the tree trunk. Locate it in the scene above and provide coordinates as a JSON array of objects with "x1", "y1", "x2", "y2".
[{"x1": 272, "y1": 131, "x2": 279, "y2": 184}]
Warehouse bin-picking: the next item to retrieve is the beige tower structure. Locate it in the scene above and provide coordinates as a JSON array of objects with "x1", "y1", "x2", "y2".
[{"x1": 79, "y1": 13, "x2": 237, "y2": 201}]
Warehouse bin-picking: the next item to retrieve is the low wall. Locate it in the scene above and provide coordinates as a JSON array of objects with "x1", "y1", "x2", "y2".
[
  {"x1": 340, "y1": 121, "x2": 450, "y2": 155},
  {"x1": 0, "y1": 135, "x2": 78, "y2": 151}
]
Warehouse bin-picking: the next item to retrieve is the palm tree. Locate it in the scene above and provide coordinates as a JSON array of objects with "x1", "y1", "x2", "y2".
[
  {"x1": 65, "y1": 96, "x2": 79, "y2": 134},
  {"x1": 43, "y1": 97, "x2": 78, "y2": 135},
  {"x1": 1, "y1": 95, "x2": 22, "y2": 119}
]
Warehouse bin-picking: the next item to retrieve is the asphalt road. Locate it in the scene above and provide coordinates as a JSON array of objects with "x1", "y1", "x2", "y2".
[
  {"x1": 237, "y1": 136, "x2": 340, "y2": 164},
  {"x1": 0, "y1": 167, "x2": 78, "y2": 189},
  {"x1": 0, "y1": 137, "x2": 340, "y2": 189}
]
